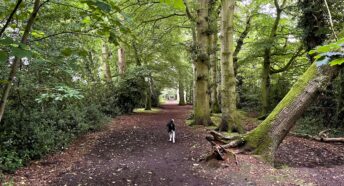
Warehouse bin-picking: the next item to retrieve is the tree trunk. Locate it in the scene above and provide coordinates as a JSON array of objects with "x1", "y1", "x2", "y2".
[
  {"x1": 102, "y1": 42, "x2": 112, "y2": 82},
  {"x1": 0, "y1": 0, "x2": 41, "y2": 123},
  {"x1": 206, "y1": 64, "x2": 340, "y2": 163},
  {"x1": 188, "y1": 80, "x2": 193, "y2": 104},
  {"x1": 209, "y1": 24, "x2": 221, "y2": 113},
  {"x1": 233, "y1": 14, "x2": 252, "y2": 75},
  {"x1": 117, "y1": 47, "x2": 126, "y2": 76},
  {"x1": 336, "y1": 68, "x2": 344, "y2": 127},
  {"x1": 244, "y1": 63, "x2": 339, "y2": 162},
  {"x1": 218, "y1": 0, "x2": 242, "y2": 132},
  {"x1": 179, "y1": 79, "x2": 186, "y2": 105},
  {"x1": 193, "y1": 0, "x2": 212, "y2": 125},
  {"x1": 260, "y1": 3, "x2": 283, "y2": 116},
  {"x1": 234, "y1": 14, "x2": 252, "y2": 108},
  {"x1": 261, "y1": 55, "x2": 271, "y2": 116},
  {"x1": 145, "y1": 78, "x2": 152, "y2": 110},
  {"x1": 145, "y1": 90, "x2": 152, "y2": 110}
]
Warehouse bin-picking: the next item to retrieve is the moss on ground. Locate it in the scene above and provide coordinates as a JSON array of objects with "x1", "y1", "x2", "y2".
[{"x1": 133, "y1": 108, "x2": 161, "y2": 113}]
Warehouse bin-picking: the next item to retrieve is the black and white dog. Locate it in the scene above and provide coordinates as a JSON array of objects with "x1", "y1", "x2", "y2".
[{"x1": 166, "y1": 119, "x2": 176, "y2": 143}]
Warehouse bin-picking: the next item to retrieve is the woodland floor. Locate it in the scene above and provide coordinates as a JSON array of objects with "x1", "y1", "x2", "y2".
[{"x1": 5, "y1": 103, "x2": 344, "y2": 186}]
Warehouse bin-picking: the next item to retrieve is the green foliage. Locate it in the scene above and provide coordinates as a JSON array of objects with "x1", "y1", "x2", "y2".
[
  {"x1": 35, "y1": 86, "x2": 84, "y2": 103},
  {"x1": 160, "y1": 0, "x2": 185, "y2": 10},
  {"x1": 0, "y1": 102, "x2": 107, "y2": 172},
  {"x1": 309, "y1": 38, "x2": 344, "y2": 67},
  {"x1": 294, "y1": 116, "x2": 344, "y2": 138}
]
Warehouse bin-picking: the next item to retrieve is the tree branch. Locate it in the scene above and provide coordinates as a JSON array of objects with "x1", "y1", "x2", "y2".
[
  {"x1": 183, "y1": 0, "x2": 195, "y2": 22},
  {"x1": 142, "y1": 13, "x2": 186, "y2": 23},
  {"x1": 0, "y1": 0, "x2": 23, "y2": 37},
  {"x1": 31, "y1": 29, "x2": 101, "y2": 42},
  {"x1": 270, "y1": 45, "x2": 304, "y2": 74},
  {"x1": 323, "y1": 0, "x2": 338, "y2": 40}
]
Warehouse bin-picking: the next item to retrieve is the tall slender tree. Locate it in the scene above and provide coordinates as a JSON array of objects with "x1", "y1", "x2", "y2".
[
  {"x1": 0, "y1": 0, "x2": 41, "y2": 123},
  {"x1": 101, "y1": 42, "x2": 112, "y2": 82},
  {"x1": 118, "y1": 47, "x2": 126, "y2": 76}
]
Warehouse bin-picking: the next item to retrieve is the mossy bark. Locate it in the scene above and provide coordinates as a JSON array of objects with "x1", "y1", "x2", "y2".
[
  {"x1": 244, "y1": 63, "x2": 339, "y2": 162},
  {"x1": 208, "y1": 0, "x2": 221, "y2": 114},
  {"x1": 218, "y1": 0, "x2": 242, "y2": 132},
  {"x1": 193, "y1": 0, "x2": 212, "y2": 126}
]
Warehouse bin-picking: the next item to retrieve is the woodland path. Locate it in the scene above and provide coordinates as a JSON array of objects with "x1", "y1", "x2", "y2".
[{"x1": 8, "y1": 104, "x2": 344, "y2": 185}]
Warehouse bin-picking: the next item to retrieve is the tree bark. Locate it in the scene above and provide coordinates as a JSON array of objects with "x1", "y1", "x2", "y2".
[
  {"x1": 218, "y1": 0, "x2": 241, "y2": 132},
  {"x1": 260, "y1": 1, "x2": 284, "y2": 116},
  {"x1": 209, "y1": 5, "x2": 221, "y2": 113},
  {"x1": 101, "y1": 42, "x2": 112, "y2": 82},
  {"x1": 233, "y1": 14, "x2": 252, "y2": 74},
  {"x1": 193, "y1": 0, "x2": 213, "y2": 125},
  {"x1": 244, "y1": 63, "x2": 340, "y2": 162},
  {"x1": 179, "y1": 79, "x2": 186, "y2": 105},
  {"x1": 117, "y1": 47, "x2": 126, "y2": 76},
  {"x1": 207, "y1": 64, "x2": 341, "y2": 163},
  {"x1": 0, "y1": 0, "x2": 41, "y2": 123}
]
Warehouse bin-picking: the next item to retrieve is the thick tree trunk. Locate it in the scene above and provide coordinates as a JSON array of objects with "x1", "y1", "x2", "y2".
[
  {"x1": 117, "y1": 47, "x2": 126, "y2": 76},
  {"x1": 244, "y1": 63, "x2": 339, "y2": 162},
  {"x1": 218, "y1": 0, "x2": 242, "y2": 132},
  {"x1": 208, "y1": 0, "x2": 220, "y2": 114},
  {"x1": 206, "y1": 64, "x2": 340, "y2": 163},
  {"x1": 0, "y1": 0, "x2": 41, "y2": 123},
  {"x1": 102, "y1": 43, "x2": 112, "y2": 82},
  {"x1": 193, "y1": 0, "x2": 212, "y2": 125}
]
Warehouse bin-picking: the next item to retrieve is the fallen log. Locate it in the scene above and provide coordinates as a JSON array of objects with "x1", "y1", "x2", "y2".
[{"x1": 290, "y1": 130, "x2": 344, "y2": 143}]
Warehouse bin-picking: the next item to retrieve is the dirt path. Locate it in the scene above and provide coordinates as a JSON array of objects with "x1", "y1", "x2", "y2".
[{"x1": 7, "y1": 104, "x2": 344, "y2": 186}]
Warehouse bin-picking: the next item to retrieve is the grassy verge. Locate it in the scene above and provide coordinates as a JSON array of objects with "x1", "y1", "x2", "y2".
[{"x1": 133, "y1": 108, "x2": 162, "y2": 113}]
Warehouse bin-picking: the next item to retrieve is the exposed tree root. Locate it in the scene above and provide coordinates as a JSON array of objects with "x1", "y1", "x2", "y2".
[{"x1": 202, "y1": 130, "x2": 246, "y2": 164}]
